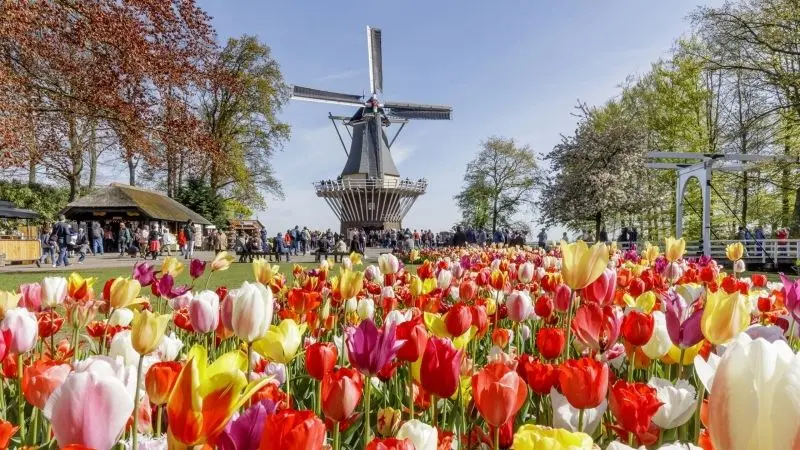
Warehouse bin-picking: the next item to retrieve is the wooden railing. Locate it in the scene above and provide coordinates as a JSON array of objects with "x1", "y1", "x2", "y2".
[{"x1": 615, "y1": 239, "x2": 800, "y2": 265}]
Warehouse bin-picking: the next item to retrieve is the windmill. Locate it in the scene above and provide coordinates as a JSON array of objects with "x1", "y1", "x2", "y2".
[{"x1": 291, "y1": 26, "x2": 452, "y2": 235}]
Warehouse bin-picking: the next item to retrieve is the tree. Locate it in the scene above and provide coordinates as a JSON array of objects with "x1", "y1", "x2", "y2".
[
  {"x1": 199, "y1": 35, "x2": 290, "y2": 211},
  {"x1": 174, "y1": 178, "x2": 225, "y2": 228},
  {"x1": 0, "y1": 180, "x2": 70, "y2": 223},
  {"x1": 540, "y1": 102, "x2": 660, "y2": 238},
  {"x1": 455, "y1": 137, "x2": 539, "y2": 232}
]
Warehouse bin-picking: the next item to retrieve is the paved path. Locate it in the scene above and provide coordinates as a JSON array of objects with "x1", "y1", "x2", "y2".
[{"x1": 0, "y1": 247, "x2": 390, "y2": 273}]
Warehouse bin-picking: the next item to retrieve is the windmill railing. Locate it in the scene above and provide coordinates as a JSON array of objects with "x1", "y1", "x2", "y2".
[{"x1": 313, "y1": 178, "x2": 428, "y2": 193}]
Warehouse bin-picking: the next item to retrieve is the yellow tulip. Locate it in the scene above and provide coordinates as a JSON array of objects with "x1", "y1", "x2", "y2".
[
  {"x1": 409, "y1": 248, "x2": 420, "y2": 262},
  {"x1": 409, "y1": 274, "x2": 423, "y2": 297},
  {"x1": 452, "y1": 376, "x2": 472, "y2": 406},
  {"x1": 726, "y1": 242, "x2": 744, "y2": 262},
  {"x1": 664, "y1": 341, "x2": 704, "y2": 365},
  {"x1": 253, "y1": 319, "x2": 307, "y2": 364},
  {"x1": 643, "y1": 243, "x2": 660, "y2": 263},
  {"x1": 252, "y1": 258, "x2": 280, "y2": 287},
  {"x1": 512, "y1": 425, "x2": 594, "y2": 450},
  {"x1": 160, "y1": 256, "x2": 184, "y2": 278},
  {"x1": 130, "y1": 310, "x2": 170, "y2": 355},
  {"x1": 67, "y1": 272, "x2": 96, "y2": 301},
  {"x1": 623, "y1": 291, "x2": 656, "y2": 313},
  {"x1": 339, "y1": 268, "x2": 365, "y2": 300},
  {"x1": 664, "y1": 237, "x2": 686, "y2": 262},
  {"x1": 0, "y1": 291, "x2": 20, "y2": 318},
  {"x1": 348, "y1": 251, "x2": 363, "y2": 266},
  {"x1": 109, "y1": 277, "x2": 143, "y2": 309},
  {"x1": 211, "y1": 251, "x2": 234, "y2": 272},
  {"x1": 701, "y1": 289, "x2": 751, "y2": 345},
  {"x1": 559, "y1": 240, "x2": 609, "y2": 290}
]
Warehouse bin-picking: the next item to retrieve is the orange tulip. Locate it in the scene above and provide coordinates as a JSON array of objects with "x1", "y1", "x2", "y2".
[
  {"x1": 472, "y1": 362, "x2": 528, "y2": 427},
  {"x1": 22, "y1": 360, "x2": 71, "y2": 409},
  {"x1": 259, "y1": 409, "x2": 326, "y2": 450},
  {"x1": 0, "y1": 419, "x2": 17, "y2": 449},
  {"x1": 145, "y1": 361, "x2": 182, "y2": 406}
]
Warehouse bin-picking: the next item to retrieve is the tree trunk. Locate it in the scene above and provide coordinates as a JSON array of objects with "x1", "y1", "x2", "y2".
[
  {"x1": 782, "y1": 138, "x2": 792, "y2": 228},
  {"x1": 127, "y1": 156, "x2": 137, "y2": 186},
  {"x1": 595, "y1": 211, "x2": 602, "y2": 241},
  {"x1": 491, "y1": 196, "x2": 498, "y2": 233},
  {"x1": 67, "y1": 115, "x2": 82, "y2": 201},
  {"x1": 88, "y1": 123, "x2": 98, "y2": 189},
  {"x1": 28, "y1": 157, "x2": 36, "y2": 186},
  {"x1": 792, "y1": 186, "x2": 800, "y2": 238},
  {"x1": 741, "y1": 171, "x2": 748, "y2": 227}
]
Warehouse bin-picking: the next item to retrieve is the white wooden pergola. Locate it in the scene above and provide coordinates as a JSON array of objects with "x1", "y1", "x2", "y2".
[{"x1": 645, "y1": 152, "x2": 795, "y2": 256}]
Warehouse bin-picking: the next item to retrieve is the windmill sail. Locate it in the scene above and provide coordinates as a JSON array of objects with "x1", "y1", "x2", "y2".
[{"x1": 367, "y1": 26, "x2": 383, "y2": 94}]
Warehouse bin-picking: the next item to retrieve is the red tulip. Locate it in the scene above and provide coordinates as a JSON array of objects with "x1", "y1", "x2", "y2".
[
  {"x1": 475, "y1": 269, "x2": 490, "y2": 287},
  {"x1": 536, "y1": 327, "x2": 565, "y2": 360},
  {"x1": 459, "y1": 280, "x2": 477, "y2": 301},
  {"x1": 583, "y1": 268, "x2": 616, "y2": 306},
  {"x1": 321, "y1": 367, "x2": 364, "y2": 422},
  {"x1": 608, "y1": 380, "x2": 663, "y2": 446},
  {"x1": 0, "y1": 419, "x2": 17, "y2": 450},
  {"x1": 259, "y1": 409, "x2": 326, "y2": 450},
  {"x1": 571, "y1": 303, "x2": 621, "y2": 353},
  {"x1": 366, "y1": 438, "x2": 415, "y2": 450},
  {"x1": 305, "y1": 342, "x2": 338, "y2": 381},
  {"x1": 21, "y1": 360, "x2": 71, "y2": 409},
  {"x1": 516, "y1": 354, "x2": 560, "y2": 395},
  {"x1": 534, "y1": 295, "x2": 554, "y2": 318},
  {"x1": 491, "y1": 328, "x2": 511, "y2": 348},
  {"x1": 396, "y1": 317, "x2": 428, "y2": 363},
  {"x1": 472, "y1": 362, "x2": 528, "y2": 427},
  {"x1": 558, "y1": 357, "x2": 609, "y2": 409},
  {"x1": 145, "y1": 361, "x2": 182, "y2": 406},
  {"x1": 471, "y1": 305, "x2": 489, "y2": 337},
  {"x1": 629, "y1": 279, "x2": 646, "y2": 297},
  {"x1": 490, "y1": 270, "x2": 507, "y2": 291},
  {"x1": 420, "y1": 337, "x2": 462, "y2": 399},
  {"x1": 37, "y1": 310, "x2": 64, "y2": 339},
  {"x1": 445, "y1": 302, "x2": 471, "y2": 337},
  {"x1": 621, "y1": 311, "x2": 655, "y2": 347},
  {"x1": 553, "y1": 284, "x2": 571, "y2": 312}
]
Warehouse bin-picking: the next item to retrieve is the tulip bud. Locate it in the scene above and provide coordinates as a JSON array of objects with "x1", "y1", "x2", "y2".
[
  {"x1": 437, "y1": 269, "x2": 453, "y2": 290},
  {"x1": 492, "y1": 328, "x2": 512, "y2": 348},
  {"x1": 621, "y1": 310, "x2": 655, "y2": 347},
  {"x1": 536, "y1": 327, "x2": 565, "y2": 359},
  {"x1": 554, "y1": 284, "x2": 572, "y2": 313},
  {"x1": 534, "y1": 295, "x2": 554, "y2": 318},
  {"x1": 345, "y1": 297, "x2": 358, "y2": 314},
  {"x1": 41, "y1": 277, "x2": 67, "y2": 308},
  {"x1": 365, "y1": 265, "x2": 380, "y2": 282},
  {"x1": 357, "y1": 298, "x2": 375, "y2": 321},
  {"x1": 108, "y1": 308, "x2": 134, "y2": 327},
  {"x1": 342, "y1": 257, "x2": 353, "y2": 271},
  {"x1": 518, "y1": 262, "x2": 535, "y2": 284},
  {"x1": 445, "y1": 303, "x2": 472, "y2": 337},
  {"x1": 376, "y1": 407, "x2": 402, "y2": 437},
  {"x1": 1, "y1": 307, "x2": 38, "y2": 353},
  {"x1": 409, "y1": 275, "x2": 423, "y2": 297},
  {"x1": 506, "y1": 290, "x2": 533, "y2": 322},
  {"x1": 733, "y1": 259, "x2": 746, "y2": 274},
  {"x1": 320, "y1": 297, "x2": 331, "y2": 322},
  {"x1": 452, "y1": 264, "x2": 465, "y2": 279},
  {"x1": 666, "y1": 262, "x2": 684, "y2": 282},
  {"x1": 145, "y1": 361, "x2": 182, "y2": 405},
  {"x1": 378, "y1": 253, "x2": 400, "y2": 275},
  {"x1": 131, "y1": 310, "x2": 170, "y2": 355},
  {"x1": 459, "y1": 280, "x2": 477, "y2": 301},
  {"x1": 535, "y1": 267, "x2": 546, "y2": 281},
  {"x1": 519, "y1": 324, "x2": 531, "y2": 341},
  {"x1": 189, "y1": 290, "x2": 220, "y2": 334},
  {"x1": 229, "y1": 281, "x2": 273, "y2": 343}
]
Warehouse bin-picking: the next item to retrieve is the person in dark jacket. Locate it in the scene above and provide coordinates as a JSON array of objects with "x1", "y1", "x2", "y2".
[
  {"x1": 452, "y1": 226, "x2": 467, "y2": 247},
  {"x1": 147, "y1": 225, "x2": 161, "y2": 260},
  {"x1": 50, "y1": 215, "x2": 71, "y2": 267}
]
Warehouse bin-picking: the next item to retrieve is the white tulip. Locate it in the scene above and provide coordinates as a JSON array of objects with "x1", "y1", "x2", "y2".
[
  {"x1": 605, "y1": 442, "x2": 643, "y2": 450},
  {"x1": 397, "y1": 419, "x2": 438, "y2": 450},
  {"x1": 109, "y1": 330, "x2": 139, "y2": 366},
  {"x1": 229, "y1": 281, "x2": 273, "y2": 343},
  {"x1": 648, "y1": 377, "x2": 697, "y2": 429},
  {"x1": 188, "y1": 290, "x2": 220, "y2": 333},
  {"x1": 342, "y1": 257, "x2": 353, "y2": 271},
  {"x1": 518, "y1": 262, "x2": 535, "y2": 284},
  {"x1": 733, "y1": 259, "x2": 746, "y2": 273},
  {"x1": 550, "y1": 387, "x2": 606, "y2": 434},
  {"x1": 378, "y1": 253, "x2": 400, "y2": 275},
  {"x1": 41, "y1": 276, "x2": 67, "y2": 308},
  {"x1": 364, "y1": 265, "x2": 380, "y2": 282},
  {"x1": 156, "y1": 332, "x2": 183, "y2": 361},
  {"x1": 705, "y1": 333, "x2": 800, "y2": 450},
  {"x1": 382, "y1": 286, "x2": 395, "y2": 299},
  {"x1": 344, "y1": 297, "x2": 358, "y2": 314},
  {"x1": 72, "y1": 355, "x2": 137, "y2": 400},
  {"x1": 108, "y1": 308, "x2": 134, "y2": 327},
  {"x1": 384, "y1": 309, "x2": 412, "y2": 327},
  {"x1": 693, "y1": 352, "x2": 722, "y2": 393},
  {"x1": 168, "y1": 291, "x2": 193, "y2": 310},
  {"x1": 1, "y1": 307, "x2": 38, "y2": 353},
  {"x1": 656, "y1": 444, "x2": 701, "y2": 450},
  {"x1": 437, "y1": 269, "x2": 453, "y2": 290},
  {"x1": 357, "y1": 298, "x2": 375, "y2": 321},
  {"x1": 642, "y1": 311, "x2": 672, "y2": 359}
]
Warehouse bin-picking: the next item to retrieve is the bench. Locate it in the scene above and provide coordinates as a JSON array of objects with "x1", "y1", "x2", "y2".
[
  {"x1": 237, "y1": 249, "x2": 291, "y2": 263},
  {"x1": 314, "y1": 250, "x2": 347, "y2": 263}
]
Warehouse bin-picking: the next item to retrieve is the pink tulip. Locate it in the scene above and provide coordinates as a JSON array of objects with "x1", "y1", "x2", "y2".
[
  {"x1": 582, "y1": 268, "x2": 616, "y2": 306},
  {"x1": 18, "y1": 283, "x2": 42, "y2": 312},
  {"x1": 554, "y1": 284, "x2": 572, "y2": 313},
  {"x1": 506, "y1": 291, "x2": 533, "y2": 322},
  {"x1": 518, "y1": 262, "x2": 535, "y2": 284},
  {"x1": 189, "y1": 290, "x2": 220, "y2": 334},
  {"x1": 43, "y1": 370, "x2": 134, "y2": 450},
  {"x1": 1, "y1": 307, "x2": 38, "y2": 353}
]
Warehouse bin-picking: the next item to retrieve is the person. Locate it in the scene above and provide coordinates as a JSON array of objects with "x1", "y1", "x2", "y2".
[
  {"x1": 301, "y1": 227, "x2": 310, "y2": 255},
  {"x1": 274, "y1": 232, "x2": 291, "y2": 262},
  {"x1": 160, "y1": 227, "x2": 174, "y2": 256},
  {"x1": 537, "y1": 229, "x2": 547, "y2": 249},
  {"x1": 36, "y1": 225, "x2": 52, "y2": 268},
  {"x1": 561, "y1": 231, "x2": 569, "y2": 243},
  {"x1": 183, "y1": 220, "x2": 195, "y2": 259},
  {"x1": 137, "y1": 225, "x2": 148, "y2": 256},
  {"x1": 452, "y1": 226, "x2": 467, "y2": 247},
  {"x1": 74, "y1": 226, "x2": 89, "y2": 264},
  {"x1": 147, "y1": 225, "x2": 160, "y2": 260},
  {"x1": 349, "y1": 233, "x2": 361, "y2": 254},
  {"x1": 104, "y1": 226, "x2": 115, "y2": 254},
  {"x1": 118, "y1": 223, "x2": 133, "y2": 257},
  {"x1": 260, "y1": 227, "x2": 269, "y2": 253},
  {"x1": 215, "y1": 229, "x2": 227, "y2": 254},
  {"x1": 599, "y1": 226, "x2": 609, "y2": 244},
  {"x1": 291, "y1": 226, "x2": 300, "y2": 255},
  {"x1": 50, "y1": 215, "x2": 70, "y2": 267},
  {"x1": 91, "y1": 222, "x2": 104, "y2": 255}
]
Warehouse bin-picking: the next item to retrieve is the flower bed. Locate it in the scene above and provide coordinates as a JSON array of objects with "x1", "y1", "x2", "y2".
[{"x1": 0, "y1": 239, "x2": 794, "y2": 449}]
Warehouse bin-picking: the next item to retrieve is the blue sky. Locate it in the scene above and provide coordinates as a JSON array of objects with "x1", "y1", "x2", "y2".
[{"x1": 198, "y1": 0, "x2": 721, "y2": 239}]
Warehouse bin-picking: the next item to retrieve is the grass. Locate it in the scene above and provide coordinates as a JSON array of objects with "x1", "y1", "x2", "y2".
[{"x1": 0, "y1": 261, "x2": 310, "y2": 292}]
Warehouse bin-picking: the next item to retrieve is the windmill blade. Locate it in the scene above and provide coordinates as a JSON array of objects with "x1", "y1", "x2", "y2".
[
  {"x1": 291, "y1": 85, "x2": 364, "y2": 106},
  {"x1": 367, "y1": 26, "x2": 383, "y2": 94},
  {"x1": 384, "y1": 101, "x2": 452, "y2": 120}
]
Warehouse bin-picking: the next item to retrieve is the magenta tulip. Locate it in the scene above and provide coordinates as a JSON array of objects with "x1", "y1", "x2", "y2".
[
  {"x1": 188, "y1": 290, "x2": 220, "y2": 334},
  {"x1": 346, "y1": 319, "x2": 404, "y2": 375},
  {"x1": 190, "y1": 258, "x2": 207, "y2": 279}
]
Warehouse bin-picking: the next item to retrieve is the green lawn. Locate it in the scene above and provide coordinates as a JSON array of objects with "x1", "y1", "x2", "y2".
[{"x1": 0, "y1": 261, "x2": 311, "y2": 292}]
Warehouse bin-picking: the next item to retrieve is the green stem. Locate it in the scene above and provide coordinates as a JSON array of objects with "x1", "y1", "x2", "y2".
[
  {"x1": 71, "y1": 327, "x2": 80, "y2": 362},
  {"x1": 790, "y1": 320, "x2": 796, "y2": 348},
  {"x1": 0, "y1": 377, "x2": 5, "y2": 419},
  {"x1": 363, "y1": 377, "x2": 372, "y2": 449},
  {"x1": 316, "y1": 380, "x2": 322, "y2": 416},
  {"x1": 27, "y1": 407, "x2": 38, "y2": 445},
  {"x1": 246, "y1": 341, "x2": 253, "y2": 384},
  {"x1": 334, "y1": 421, "x2": 341, "y2": 450},
  {"x1": 17, "y1": 353, "x2": 25, "y2": 440},
  {"x1": 204, "y1": 271, "x2": 213, "y2": 290},
  {"x1": 562, "y1": 290, "x2": 576, "y2": 361},
  {"x1": 132, "y1": 355, "x2": 144, "y2": 449},
  {"x1": 408, "y1": 365, "x2": 415, "y2": 419},
  {"x1": 286, "y1": 361, "x2": 292, "y2": 404},
  {"x1": 100, "y1": 308, "x2": 115, "y2": 354},
  {"x1": 676, "y1": 347, "x2": 686, "y2": 380},
  {"x1": 627, "y1": 350, "x2": 636, "y2": 382},
  {"x1": 156, "y1": 405, "x2": 163, "y2": 436},
  {"x1": 577, "y1": 408, "x2": 585, "y2": 433},
  {"x1": 693, "y1": 383, "x2": 706, "y2": 443},
  {"x1": 493, "y1": 426, "x2": 500, "y2": 450},
  {"x1": 431, "y1": 395, "x2": 437, "y2": 429}
]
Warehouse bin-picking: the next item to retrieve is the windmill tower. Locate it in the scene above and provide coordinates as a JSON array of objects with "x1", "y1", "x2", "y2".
[{"x1": 291, "y1": 26, "x2": 452, "y2": 234}]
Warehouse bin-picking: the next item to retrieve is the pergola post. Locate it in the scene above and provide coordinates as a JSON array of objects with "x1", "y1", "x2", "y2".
[{"x1": 702, "y1": 163, "x2": 712, "y2": 257}]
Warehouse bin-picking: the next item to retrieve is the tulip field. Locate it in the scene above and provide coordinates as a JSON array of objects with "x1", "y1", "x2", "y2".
[{"x1": 0, "y1": 239, "x2": 797, "y2": 450}]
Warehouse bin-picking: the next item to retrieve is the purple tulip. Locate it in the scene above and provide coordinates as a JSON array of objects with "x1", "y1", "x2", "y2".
[
  {"x1": 156, "y1": 274, "x2": 192, "y2": 300},
  {"x1": 654, "y1": 256, "x2": 668, "y2": 275},
  {"x1": 745, "y1": 324, "x2": 786, "y2": 343},
  {"x1": 780, "y1": 273, "x2": 800, "y2": 322},
  {"x1": 217, "y1": 399, "x2": 276, "y2": 450},
  {"x1": 663, "y1": 291, "x2": 704, "y2": 348},
  {"x1": 190, "y1": 259, "x2": 207, "y2": 279},
  {"x1": 346, "y1": 318, "x2": 405, "y2": 375},
  {"x1": 132, "y1": 262, "x2": 155, "y2": 287}
]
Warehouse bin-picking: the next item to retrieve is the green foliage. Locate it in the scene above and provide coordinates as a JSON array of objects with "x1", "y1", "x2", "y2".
[
  {"x1": 455, "y1": 137, "x2": 539, "y2": 232},
  {"x1": 174, "y1": 178, "x2": 226, "y2": 228},
  {"x1": 0, "y1": 181, "x2": 70, "y2": 223}
]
